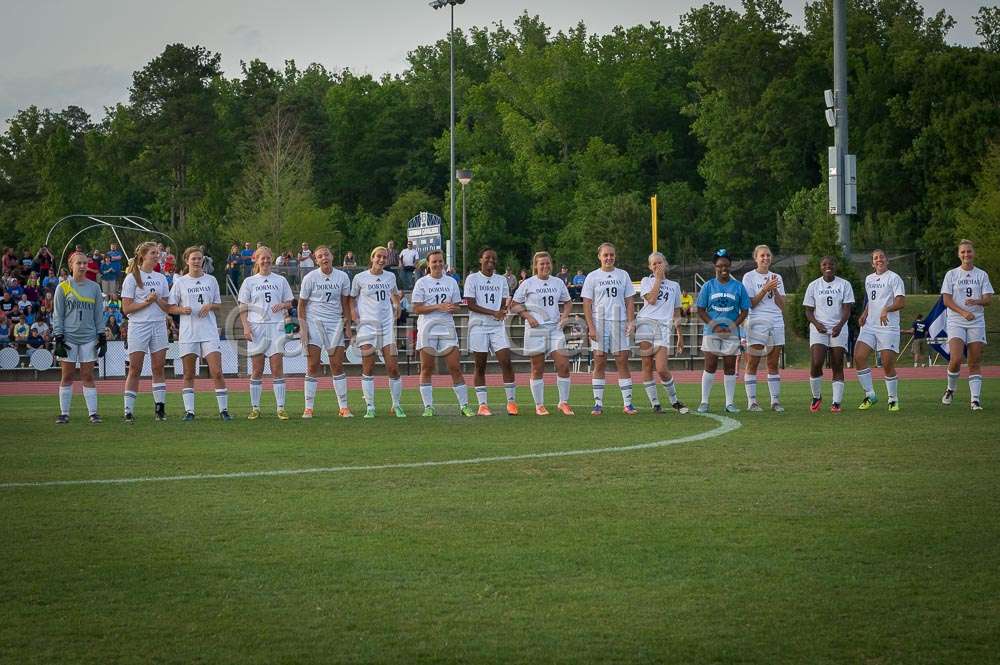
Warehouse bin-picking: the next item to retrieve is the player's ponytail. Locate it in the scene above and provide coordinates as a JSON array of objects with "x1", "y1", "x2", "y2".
[{"x1": 127, "y1": 241, "x2": 157, "y2": 286}]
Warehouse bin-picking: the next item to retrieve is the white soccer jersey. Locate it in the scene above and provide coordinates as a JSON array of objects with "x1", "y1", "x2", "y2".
[
  {"x1": 637, "y1": 276, "x2": 682, "y2": 322},
  {"x1": 941, "y1": 266, "x2": 994, "y2": 327},
  {"x1": 238, "y1": 272, "x2": 293, "y2": 324},
  {"x1": 300, "y1": 267, "x2": 351, "y2": 322},
  {"x1": 463, "y1": 271, "x2": 509, "y2": 329},
  {"x1": 581, "y1": 268, "x2": 635, "y2": 321},
  {"x1": 862, "y1": 270, "x2": 906, "y2": 331},
  {"x1": 121, "y1": 270, "x2": 170, "y2": 324},
  {"x1": 802, "y1": 276, "x2": 855, "y2": 327},
  {"x1": 743, "y1": 270, "x2": 786, "y2": 323},
  {"x1": 512, "y1": 276, "x2": 570, "y2": 326},
  {"x1": 350, "y1": 269, "x2": 398, "y2": 324},
  {"x1": 413, "y1": 274, "x2": 462, "y2": 336},
  {"x1": 168, "y1": 273, "x2": 221, "y2": 342}
]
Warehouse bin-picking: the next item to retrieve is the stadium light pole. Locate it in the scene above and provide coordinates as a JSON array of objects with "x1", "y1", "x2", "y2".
[
  {"x1": 430, "y1": 0, "x2": 468, "y2": 270},
  {"x1": 827, "y1": 0, "x2": 854, "y2": 257},
  {"x1": 457, "y1": 169, "x2": 472, "y2": 278}
]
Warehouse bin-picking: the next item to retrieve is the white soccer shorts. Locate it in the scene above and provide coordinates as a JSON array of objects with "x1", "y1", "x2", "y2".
[
  {"x1": 58, "y1": 340, "x2": 97, "y2": 364},
  {"x1": 247, "y1": 322, "x2": 287, "y2": 357},
  {"x1": 306, "y1": 318, "x2": 346, "y2": 350},
  {"x1": 701, "y1": 333, "x2": 741, "y2": 357},
  {"x1": 590, "y1": 319, "x2": 630, "y2": 354},
  {"x1": 634, "y1": 318, "x2": 673, "y2": 350},
  {"x1": 468, "y1": 323, "x2": 510, "y2": 354},
  {"x1": 856, "y1": 327, "x2": 900, "y2": 354},
  {"x1": 946, "y1": 323, "x2": 987, "y2": 346},
  {"x1": 127, "y1": 321, "x2": 168, "y2": 355},
  {"x1": 523, "y1": 324, "x2": 567, "y2": 357},
  {"x1": 355, "y1": 318, "x2": 396, "y2": 351},
  {"x1": 809, "y1": 323, "x2": 849, "y2": 350},
  {"x1": 416, "y1": 331, "x2": 460, "y2": 354},
  {"x1": 746, "y1": 319, "x2": 786, "y2": 347},
  {"x1": 179, "y1": 340, "x2": 223, "y2": 358}
]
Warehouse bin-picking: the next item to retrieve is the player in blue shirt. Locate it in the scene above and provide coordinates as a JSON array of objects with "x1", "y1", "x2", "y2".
[{"x1": 696, "y1": 249, "x2": 750, "y2": 413}]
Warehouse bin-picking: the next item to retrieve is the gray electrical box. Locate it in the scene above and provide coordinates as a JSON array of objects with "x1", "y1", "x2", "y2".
[
  {"x1": 828, "y1": 146, "x2": 843, "y2": 214},
  {"x1": 844, "y1": 154, "x2": 857, "y2": 214}
]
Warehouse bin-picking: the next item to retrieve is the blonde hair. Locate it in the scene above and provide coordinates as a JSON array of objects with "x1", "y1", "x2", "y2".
[
  {"x1": 532, "y1": 251, "x2": 551, "y2": 275},
  {"x1": 596, "y1": 242, "x2": 616, "y2": 256},
  {"x1": 648, "y1": 251, "x2": 666, "y2": 265},
  {"x1": 754, "y1": 244, "x2": 772, "y2": 257},
  {"x1": 182, "y1": 246, "x2": 203, "y2": 274},
  {"x1": 370, "y1": 246, "x2": 388, "y2": 264},
  {"x1": 128, "y1": 241, "x2": 158, "y2": 285},
  {"x1": 252, "y1": 246, "x2": 273, "y2": 275},
  {"x1": 68, "y1": 251, "x2": 88, "y2": 275},
  {"x1": 958, "y1": 239, "x2": 974, "y2": 249}
]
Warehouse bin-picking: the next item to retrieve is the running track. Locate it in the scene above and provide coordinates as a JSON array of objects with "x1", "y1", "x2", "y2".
[{"x1": 2, "y1": 367, "x2": 997, "y2": 396}]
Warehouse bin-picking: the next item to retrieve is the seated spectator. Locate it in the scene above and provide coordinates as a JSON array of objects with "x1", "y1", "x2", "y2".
[
  {"x1": 26, "y1": 328, "x2": 45, "y2": 350},
  {"x1": 8, "y1": 280, "x2": 24, "y2": 300},
  {"x1": 106, "y1": 316, "x2": 121, "y2": 340},
  {"x1": 107, "y1": 293, "x2": 123, "y2": 312},
  {"x1": 39, "y1": 291, "x2": 54, "y2": 319},
  {"x1": 100, "y1": 256, "x2": 119, "y2": 295},
  {"x1": 58, "y1": 268, "x2": 70, "y2": 283},
  {"x1": 24, "y1": 282, "x2": 39, "y2": 307},
  {"x1": 105, "y1": 305, "x2": 124, "y2": 326},
  {"x1": 0, "y1": 319, "x2": 10, "y2": 347},
  {"x1": 518, "y1": 269, "x2": 529, "y2": 286},
  {"x1": 570, "y1": 269, "x2": 585, "y2": 299},
  {"x1": 104, "y1": 323, "x2": 116, "y2": 341},
  {"x1": 557, "y1": 265, "x2": 571, "y2": 285},
  {"x1": 275, "y1": 252, "x2": 288, "y2": 266},
  {"x1": 17, "y1": 293, "x2": 32, "y2": 315},
  {"x1": 13, "y1": 319, "x2": 29, "y2": 347},
  {"x1": 0, "y1": 291, "x2": 16, "y2": 319},
  {"x1": 342, "y1": 251, "x2": 357, "y2": 268},
  {"x1": 680, "y1": 291, "x2": 694, "y2": 319},
  {"x1": 30, "y1": 318, "x2": 50, "y2": 341},
  {"x1": 42, "y1": 269, "x2": 58, "y2": 290}
]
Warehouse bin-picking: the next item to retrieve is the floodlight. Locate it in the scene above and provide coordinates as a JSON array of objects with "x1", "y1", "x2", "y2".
[
  {"x1": 825, "y1": 109, "x2": 836, "y2": 127},
  {"x1": 824, "y1": 89, "x2": 835, "y2": 108}
]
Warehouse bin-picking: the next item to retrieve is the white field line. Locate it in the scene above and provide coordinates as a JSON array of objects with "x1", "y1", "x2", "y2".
[{"x1": 0, "y1": 413, "x2": 740, "y2": 489}]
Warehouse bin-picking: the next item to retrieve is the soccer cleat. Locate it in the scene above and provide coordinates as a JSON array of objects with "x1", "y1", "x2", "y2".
[
  {"x1": 672, "y1": 402, "x2": 690, "y2": 415},
  {"x1": 392, "y1": 405, "x2": 407, "y2": 418},
  {"x1": 219, "y1": 410, "x2": 233, "y2": 421},
  {"x1": 771, "y1": 402, "x2": 785, "y2": 413},
  {"x1": 123, "y1": 412, "x2": 135, "y2": 424},
  {"x1": 858, "y1": 394, "x2": 877, "y2": 410},
  {"x1": 623, "y1": 404, "x2": 638, "y2": 415},
  {"x1": 302, "y1": 408, "x2": 314, "y2": 419},
  {"x1": 810, "y1": 398, "x2": 822, "y2": 413},
  {"x1": 247, "y1": 408, "x2": 261, "y2": 420},
  {"x1": 363, "y1": 406, "x2": 376, "y2": 419},
  {"x1": 747, "y1": 401, "x2": 763, "y2": 412},
  {"x1": 535, "y1": 405, "x2": 550, "y2": 416},
  {"x1": 422, "y1": 406, "x2": 436, "y2": 417},
  {"x1": 338, "y1": 407, "x2": 354, "y2": 418},
  {"x1": 941, "y1": 389, "x2": 954, "y2": 405},
  {"x1": 652, "y1": 404, "x2": 663, "y2": 413},
  {"x1": 89, "y1": 413, "x2": 103, "y2": 424},
  {"x1": 56, "y1": 414, "x2": 70, "y2": 425},
  {"x1": 276, "y1": 409, "x2": 288, "y2": 420},
  {"x1": 725, "y1": 403, "x2": 740, "y2": 414},
  {"x1": 971, "y1": 400, "x2": 982, "y2": 411},
  {"x1": 154, "y1": 403, "x2": 166, "y2": 421},
  {"x1": 590, "y1": 404, "x2": 603, "y2": 416},
  {"x1": 696, "y1": 403, "x2": 709, "y2": 413},
  {"x1": 460, "y1": 404, "x2": 475, "y2": 417},
  {"x1": 888, "y1": 401, "x2": 900, "y2": 412},
  {"x1": 506, "y1": 402, "x2": 519, "y2": 416},
  {"x1": 182, "y1": 412, "x2": 195, "y2": 422},
  {"x1": 477, "y1": 404, "x2": 493, "y2": 416},
  {"x1": 557, "y1": 402, "x2": 575, "y2": 416},
  {"x1": 830, "y1": 403, "x2": 842, "y2": 414}
]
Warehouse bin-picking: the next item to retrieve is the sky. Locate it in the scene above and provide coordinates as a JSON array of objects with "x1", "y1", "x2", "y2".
[{"x1": 0, "y1": 0, "x2": 987, "y2": 124}]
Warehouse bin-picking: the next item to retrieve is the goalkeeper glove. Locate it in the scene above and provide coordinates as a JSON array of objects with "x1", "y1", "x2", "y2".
[{"x1": 53, "y1": 335, "x2": 69, "y2": 358}]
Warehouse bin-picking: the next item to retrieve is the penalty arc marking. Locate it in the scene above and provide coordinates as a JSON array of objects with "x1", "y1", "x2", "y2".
[{"x1": 0, "y1": 413, "x2": 740, "y2": 490}]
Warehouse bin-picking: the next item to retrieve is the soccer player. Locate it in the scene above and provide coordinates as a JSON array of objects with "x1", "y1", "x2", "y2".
[
  {"x1": 581, "y1": 243, "x2": 637, "y2": 415},
  {"x1": 464, "y1": 247, "x2": 518, "y2": 415},
  {"x1": 855, "y1": 249, "x2": 906, "y2": 411},
  {"x1": 239, "y1": 246, "x2": 294, "y2": 420},
  {"x1": 121, "y1": 241, "x2": 171, "y2": 422},
  {"x1": 412, "y1": 249, "x2": 474, "y2": 417},
  {"x1": 350, "y1": 246, "x2": 405, "y2": 418},
  {"x1": 696, "y1": 249, "x2": 750, "y2": 413},
  {"x1": 168, "y1": 246, "x2": 231, "y2": 421},
  {"x1": 941, "y1": 239, "x2": 994, "y2": 410},
  {"x1": 742, "y1": 244, "x2": 787, "y2": 412},
  {"x1": 299, "y1": 246, "x2": 353, "y2": 418},
  {"x1": 511, "y1": 251, "x2": 574, "y2": 415},
  {"x1": 635, "y1": 252, "x2": 689, "y2": 414},
  {"x1": 53, "y1": 252, "x2": 105, "y2": 424},
  {"x1": 802, "y1": 256, "x2": 855, "y2": 413}
]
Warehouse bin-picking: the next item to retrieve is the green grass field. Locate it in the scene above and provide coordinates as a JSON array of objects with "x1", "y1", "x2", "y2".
[{"x1": 2, "y1": 380, "x2": 999, "y2": 664}]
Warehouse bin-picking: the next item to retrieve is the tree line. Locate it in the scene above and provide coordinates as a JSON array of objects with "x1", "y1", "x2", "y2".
[{"x1": 1, "y1": 0, "x2": 999, "y2": 287}]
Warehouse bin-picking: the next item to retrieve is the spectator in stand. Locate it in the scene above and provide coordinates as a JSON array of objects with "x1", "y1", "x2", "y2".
[
  {"x1": 85, "y1": 252, "x2": 100, "y2": 282},
  {"x1": 298, "y1": 243, "x2": 315, "y2": 269},
  {"x1": 31, "y1": 317, "x2": 50, "y2": 342},
  {"x1": 342, "y1": 251, "x2": 357, "y2": 268},
  {"x1": 164, "y1": 266, "x2": 177, "y2": 289},
  {"x1": 385, "y1": 240, "x2": 399, "y2": 268},
  {"x1": 13, "y1": 319, "x2": 29, "y2": 348},
  {"x1": 518, "y1": 269, "x2": 529, "y2": 287},
  {"x1": 35, "y1": 246, "x2": 54, "y2": 275},
  {"x1": 17, "y1": 293, "x2": 32, "y2": 316},
  {"x1": 26, "y1": 327, "x2": 45, "y2": 350},
  {"x1": 557, "y1": 265, "x2": 571, "y2": 285},
  {"x1": 20, "y1": 249, "x2": 35, "y2": 274},
  {"x1": 200, "y1": 246, "x2": 214, "y2": 274},
  {"x1": 42, "y1": 269, "x2": 58, "y2": 291},
  {"x1": 680, "y1": 290, "x2": 694, "y2": 320},
  {"x1": 8, "y1": 279, "x2": 24, "y2": 300},
  {"x1": 0, "y1": 319, "x2": 10, "y2": 347},
  {"x1": 227, "y1": 244, "x2": 242, "y2": 288},
  {"x1": 1, "y1": 291, "x2": 16, "y2": 320},
  {"x1": 570, "y1": 269, "x2": 586, "y2": 300},
  {"x1": 240, "y1": 241, "x2": 255, "y2": 277},
  {"x1": 100, "y1": 256, "x2": 119, "y2": 296},
  {"x1": 39, "y1": 291, "x2": 54, "y2": 320},
  {"x1": 107, "y1": 242, "x2": 124, "y2": 279},
  {"x1": 58, "y1": 267, "x2": 70, "y2": 283},
  {"x1": 2, "y1": 248, "x2": 17, "y2": 274},
  {"x1": 399, "y1": 240, "x2": 418, "y2": 273},
  {"x1": 446, "y1": 265, "x2": 461, "y2": 285},
  {"x1": 163, "y1": 247, "x2": 176, "y2": 274},
  {"x1": 275, "y1": 251, "x2": 288, "y2": 266},
  {"x1": 504, "y1": 267, "x2": 517, "y2": 293},
  {"x1": 910, "y1": 313, "x2": 928, "y2": 367}
]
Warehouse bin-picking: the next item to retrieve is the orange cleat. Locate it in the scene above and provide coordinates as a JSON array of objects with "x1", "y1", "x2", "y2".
[
  {"x1": 506, "y1": 402, "x2": 519, "y2": 416},
  {"x1": 535, "y1": 405, "x2": 550, "y2": 416},
  {"x1": 477, "y1": 404, "x2": 493, "y2": 416},
  {"x1": 302, "y1": 408, "x2": 314, "y2": 419},
  {"x1": 557, "y1": 402, "x2": 575, "y2": 416},
  {"x1": 338, "y1": 407, "x2": 354, "y2": 418}
]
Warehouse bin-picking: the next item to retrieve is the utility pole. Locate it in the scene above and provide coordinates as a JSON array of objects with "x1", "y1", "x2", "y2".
[{"x1": 826, "y1": 0, "x2": 855, "y2": 257}]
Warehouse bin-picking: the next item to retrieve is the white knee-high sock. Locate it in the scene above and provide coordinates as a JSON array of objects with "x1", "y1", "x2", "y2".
[
  {"x1": 303, "y1": 376, "x2": 318, "y2": 409},
  {"x1": 215, "y1": 388, "x2": 228, "y2": 412},
  {"x1": 663, "y1": 378, "x2": 678, "y2": 404},
  {"x1": 557, "y1": 376, "x2": 571, "y2": 404},
  {"x1": 390, "y1": 377, "x2": 402, "y2": 407},
  {"x1": 592, "y1": 378, "x2": 605, "y2": 406},
  {"x1": 452, "y1": 383, "x2": 468, "y2": 407},
  {"x1": 420, "y1": 383, "x2": 434, "y2": 408},
  {"x1": 152, "y1": 383, "x2": 166, "y2": 405},
  {"x1": 970, "y1": 374, "x2": 982, "y2": 402},
  {"x1": 857, "y1": 368, "x2": 874, "y2": 395},
  {"x1": 530, "y1": 378, "x2": 545, "y2": 406},
  {"x1": 475, "y1": 385, "x2": 488, "y2": 406},
  {"x1": 767, "y1": 374, "x2": 781, "y2": 404},
  {"x1": 701, "y1": 371, "x2": 715, "y2": 404},
  {"x1": 724, "y1": 374, "x2": 737, "y2": 406},
  {"x1": 59, "y1": 385, "x2": 73, "y2": 416},
  {"x1": 333, "y1": 374, "x2": 349, "y2": 408},
  {"x1": 273, "y1": 378, "x2": 286, "y2": 409},
  {"x1": 361, "y1": 375, "x2": 375, "y2": 407},
  {"x1": 124, "y1": 390, "x2": 136, "y2": 414},
  {"x1": 643, "y1": 380, "x2": 660, "y2": 407},
  {"x1": 618, "y1": 378, "x2": 633, "y2": 405},
  {"x1": 744, "y1": 373, "x2": 757, "y2": 403},
  {"x1": 832, "y1": 380, "x2": 845, "y2": 404},
  {"x1": 809, "y1": 376, "x2": 822, "y2": 399},
  {"x1": 504, "y1": 382, "x2": 516, "y2": 403},
  {"x1": 182, "y1": 388, "x2": 195, "y2": 414},
  {"x1": 885, "y1": 375, "x2": 898, "y2": 402},
  {"x1": 83, "y1": 386, "x2": 98, "y2": 416},
  {"x1": 249, "y1": 379, "x2": 262, "y2": 408},
  {"x1": 947, "y1": 371, "x2": 960, "y2": 392}
]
